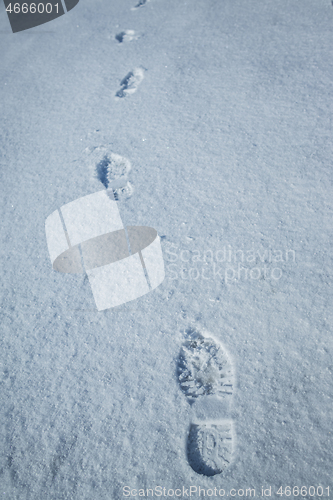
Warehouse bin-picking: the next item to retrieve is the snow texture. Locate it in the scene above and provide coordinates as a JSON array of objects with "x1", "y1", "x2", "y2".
[{"x1": 0, "y1": 0, "x2": 333, "y2": 497}]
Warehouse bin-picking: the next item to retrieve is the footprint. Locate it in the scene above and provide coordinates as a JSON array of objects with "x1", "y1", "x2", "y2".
[
  {"x1": 187, "y1": 422, "x2": 233, "y2": 476},
  {"x1": 115, "y1": 30, "x2": 137, "y2": 43},
  {"x1": 178, "y1": 331, "x2": 233, "y2": 399},
  {"x1": 132, "y1": 0, "x2": 149, "y2": 9},
  {"x1": 112, "y1": 182, "x2": 134, "y2": 201},
  {"x1": 85, "y1": 146, "x2": 134, "y2": 201},
  {"x1": 177, "y1": 328, "x2": 235, "y2": 476},
  {"x1": 116, "y1": 67, "x2": 145, "y2": 98}
]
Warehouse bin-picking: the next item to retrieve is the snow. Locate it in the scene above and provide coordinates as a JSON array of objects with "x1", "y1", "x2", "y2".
[{"x1": 0, "y1": 0, "x2": 332, "y2": 498}]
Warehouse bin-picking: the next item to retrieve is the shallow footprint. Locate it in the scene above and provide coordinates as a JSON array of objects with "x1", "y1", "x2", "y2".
[
  {"x1": 116, "y1": 67, "x2": 145, "y2": 98},
  {"x1": 131, "y1": 0, "x2": 149, "y2": 9},
  {"x1": 97, "y1": 151, "x2": 133, "y2": 200},
  {"x1": 115, "y1": 30, "x2": 137, "y2": 43},
  {"x1": 85, "y1": 146, "x2": 134, "y2": 201},
  {"x1": 177, "y1": 328, "x2": 235, "y2": 476}
]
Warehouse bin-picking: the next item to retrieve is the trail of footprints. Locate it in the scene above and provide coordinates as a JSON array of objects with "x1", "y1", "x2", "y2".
[
  {"x1": 86, "y1": 0, "x2": 149, "y2": 198},
  {"x1": 177, "y1": 328, "x2": 235, "y2": 476},
  {"x1": 114, "y1": 0, "x2": 150, "y2": 97},
  {"x1": 88, "y1": 0, "x2": 237, "y2": 479}
]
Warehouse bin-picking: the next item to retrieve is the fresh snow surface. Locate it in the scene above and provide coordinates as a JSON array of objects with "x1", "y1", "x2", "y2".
[{"x1": 0, "y1": 0, "x2": 333, "y2": 498}]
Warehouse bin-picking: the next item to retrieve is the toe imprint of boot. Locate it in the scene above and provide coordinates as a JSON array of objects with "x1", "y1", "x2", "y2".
[{"x1": 178, "y1": 334, "x2": 233, "y2": 399}]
